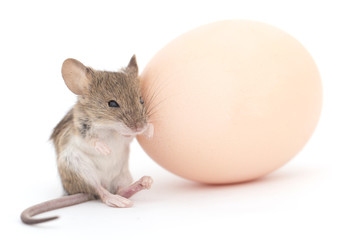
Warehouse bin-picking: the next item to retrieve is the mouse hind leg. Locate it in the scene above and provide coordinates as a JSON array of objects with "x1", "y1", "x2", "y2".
[
  {"x1": 58, "y1": 165, "x2": 97, "y2": 196},
  {"x1": 117, "y1": 176, "x2": 153, "y2": 199},
  {"x1": 58, "y1": 152, "x2": 132, "y2": 208},
  {"x1": 97, "y1": 185, "x2": 133, "y2": 207}
]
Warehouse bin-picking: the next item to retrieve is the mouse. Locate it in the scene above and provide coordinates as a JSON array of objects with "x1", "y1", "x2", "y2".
[{"x1": 21, "y1": 55, "x2": 154, "y2": 225}]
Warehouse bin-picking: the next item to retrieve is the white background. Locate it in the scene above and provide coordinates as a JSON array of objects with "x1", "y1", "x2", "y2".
[{"x1": 0, "y1": 0, "x2": 339, "y2": 239}]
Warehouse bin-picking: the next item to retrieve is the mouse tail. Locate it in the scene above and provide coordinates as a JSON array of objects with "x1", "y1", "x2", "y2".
[{"x1": 21, "y1": 193, "x2": 93, "y2": 225}]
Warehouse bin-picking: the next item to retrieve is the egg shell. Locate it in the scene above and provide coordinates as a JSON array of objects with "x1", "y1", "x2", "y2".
[{"x1": 137, "y1": 20, "x2": 322, "y2": 184}]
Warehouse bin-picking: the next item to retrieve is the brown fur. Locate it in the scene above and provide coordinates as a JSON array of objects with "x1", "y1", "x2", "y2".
[
  {"x1": 50, "y1": 109, "x2": 74, "y2": 153},
  {"x1": 57, "y1": 165, "x2": 97, "y2": 196}
]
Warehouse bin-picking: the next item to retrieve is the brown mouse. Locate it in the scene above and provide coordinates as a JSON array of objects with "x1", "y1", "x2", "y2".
[{"x1": 21, "y1": 55, "x2": 154, "y2": 225}]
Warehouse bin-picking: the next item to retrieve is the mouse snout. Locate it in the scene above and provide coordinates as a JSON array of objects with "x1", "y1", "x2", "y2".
[
  {"x1": 131, "y1": 121, "x2": 147, "y2": 133},
  {"x1": 135, "y1": 123, "x2": 146, "y2": 132}
]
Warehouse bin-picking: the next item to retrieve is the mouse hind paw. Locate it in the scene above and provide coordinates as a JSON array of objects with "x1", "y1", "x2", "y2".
[
  {"x1": 103, "y1": 194, "x2": 133, "y2": 208},
  {"x1": 139, "y1": 176, "x2": 153, "y2": 190},
  {"x1": 98, "y1": 186, "x2": 133, "y2": 208},
  {"x1": 116, "y1": 176, "x2": 153, "y2": 199}
]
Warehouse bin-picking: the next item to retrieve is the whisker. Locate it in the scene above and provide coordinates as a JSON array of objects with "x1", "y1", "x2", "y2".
[
  {"x1": 142, "y1": 68, "x2": 188, "y2": 123},
  {"x1": 147, "y1": 115, "x2": 166, "y2": 124},
  {"x1": 143, "y1": 68, "x2": 179, "y2": 109},
  {"x1": 145, "y1": 79, "x2": 169, "y2": 109},
  {"x1": 146, "y1": 80, "x2": 178, "y2": 114},
  {"x1": 142, "y1": 70, "x2": 163, "y2": 99},
  {"x1": 147, "y1": 92, "x2": 185, "y2": 119}
]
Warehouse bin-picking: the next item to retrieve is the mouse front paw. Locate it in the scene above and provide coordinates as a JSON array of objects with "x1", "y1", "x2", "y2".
[
  {"x1": 93, "y1": 139, "x2": 111, "y2": 156},
  {"x1": 143, "y1": 123, "x2": 154, "y2": 139}
]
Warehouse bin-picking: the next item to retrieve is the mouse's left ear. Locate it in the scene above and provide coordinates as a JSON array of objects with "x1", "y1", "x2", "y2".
[
  {"x1": 127, "y1": 54, "x2": 138, "y2": 77},
  {"x1": 61, "y1": 58, "x2": 92, "y2": 95}
]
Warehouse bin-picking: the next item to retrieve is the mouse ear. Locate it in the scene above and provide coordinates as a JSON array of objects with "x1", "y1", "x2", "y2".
[
  {"x1": 127, "y1": 54, "x2": 138, "y2": 77},
  {"x1": 61, "y1": 58, "x2": 91, "y2": 95}
]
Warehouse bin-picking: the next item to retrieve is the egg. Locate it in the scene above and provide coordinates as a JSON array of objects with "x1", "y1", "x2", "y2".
[{"x1": 137, "y1": 20, "x2": 322, "y2": 184}]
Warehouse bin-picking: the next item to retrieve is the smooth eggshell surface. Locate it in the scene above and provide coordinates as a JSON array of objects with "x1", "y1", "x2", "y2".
[{"x1": 137, "y1": 20, "x2": 322, "y2": 184}]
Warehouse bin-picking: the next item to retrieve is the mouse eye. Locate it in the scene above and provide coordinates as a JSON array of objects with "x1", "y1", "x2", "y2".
[
  {"x1": 140, "y1": 97, "x2": 144, "y2": 105},
  {"x1": 108, "y1": 100, "x2": 120, "y2": 108}
]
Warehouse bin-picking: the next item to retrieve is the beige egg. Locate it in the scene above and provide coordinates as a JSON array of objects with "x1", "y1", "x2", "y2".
[{"x1": 137, "y1": 20, "x2": 322, "y2": 184}]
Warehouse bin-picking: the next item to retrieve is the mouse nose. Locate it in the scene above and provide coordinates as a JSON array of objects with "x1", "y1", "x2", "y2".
[{"x1": 132, "y1": 122, "x2": 146, "y2": 133}]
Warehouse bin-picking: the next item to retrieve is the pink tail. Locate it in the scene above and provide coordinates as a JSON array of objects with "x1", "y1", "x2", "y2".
[{"x1": 21, "y1": 193, "x2": 93, "y2": 225}]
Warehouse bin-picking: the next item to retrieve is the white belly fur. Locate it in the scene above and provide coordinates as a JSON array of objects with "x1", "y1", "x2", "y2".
[{"x1": 60, "y1": 128, "x2": 134, "y2": 193}]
